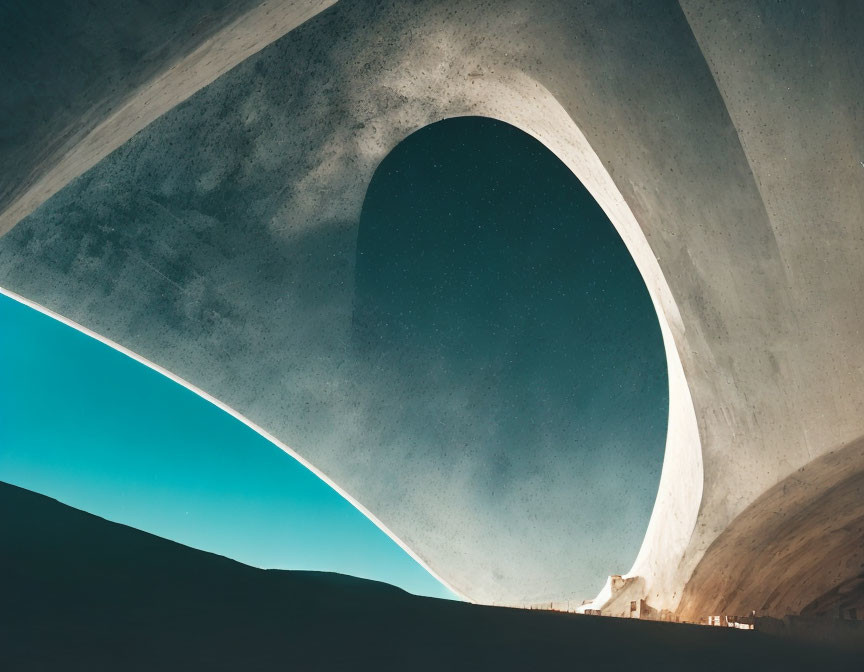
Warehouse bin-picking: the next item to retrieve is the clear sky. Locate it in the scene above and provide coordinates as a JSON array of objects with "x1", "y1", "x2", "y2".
[{"x1": 0, "y1": 291, "x2": 453, "y2": 599}]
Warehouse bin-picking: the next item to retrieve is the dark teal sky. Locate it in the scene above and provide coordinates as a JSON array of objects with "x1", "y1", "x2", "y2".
[
  {"x1": 0, "y1": 292, "x2": 453, "y2": 599},
  {"x1": 355, "y1": 118, "x2": 668, "y2": 565}
]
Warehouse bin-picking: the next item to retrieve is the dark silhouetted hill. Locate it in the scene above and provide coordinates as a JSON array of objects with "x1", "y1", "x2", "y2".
[{"x1": 0, "y1": 481, "x2": 857, "y2": 670}]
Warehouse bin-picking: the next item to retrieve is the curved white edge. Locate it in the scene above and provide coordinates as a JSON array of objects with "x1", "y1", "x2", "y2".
[
  {"x1": 466, "y1": 73, "x2": 703, "y2": 612},
  {"x1": 0, "y1": 284, "x2": 468, "y2": 602}
]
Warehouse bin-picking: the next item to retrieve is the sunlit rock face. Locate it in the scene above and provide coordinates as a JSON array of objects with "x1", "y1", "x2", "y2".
[{"x1": 2, "y1": 0, "x2": 864, "y2": 616}]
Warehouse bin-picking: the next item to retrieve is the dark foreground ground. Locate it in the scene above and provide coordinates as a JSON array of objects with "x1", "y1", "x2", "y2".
[{"x1": 1, "y1": 481, "x2": 859, "y2": 671}]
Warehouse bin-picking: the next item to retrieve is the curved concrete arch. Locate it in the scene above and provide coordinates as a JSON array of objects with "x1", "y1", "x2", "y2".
[
  {"x1": 355, "y1": 81, "x2": 704, "y2": 608},
  {"x1": 353, "y1": 98, "x2": 703, "y2": 608},
  {"x1": 2, "y1": 0, "x2": 864, "y2": 616},
  {"x1": 0, "y1": 3, "x2": 701, "y2": 606}
]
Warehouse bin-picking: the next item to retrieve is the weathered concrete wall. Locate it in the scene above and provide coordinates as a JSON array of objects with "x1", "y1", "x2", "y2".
[
  {"x1": 1, "y1": 0, "x2": 863, "y2": 615},
  {"x1": 0, "y1": 0, "x2": 333, "y2": 236}
]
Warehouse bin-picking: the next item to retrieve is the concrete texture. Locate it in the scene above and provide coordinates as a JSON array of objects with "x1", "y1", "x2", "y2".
[
  {"x1": 0, "y1": 0, "x2": 333, "y2": 235},
  {"x1": 1, "y1": 0, "x2": 863, "y2": 616},
  {"x1": 677, "y1": 435, "x2": 864, "y2": 620}
]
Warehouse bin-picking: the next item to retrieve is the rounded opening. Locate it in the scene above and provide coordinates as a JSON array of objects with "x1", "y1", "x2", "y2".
[{"x1": 355, "y1": 116, "x2": 668, "y2": 600}]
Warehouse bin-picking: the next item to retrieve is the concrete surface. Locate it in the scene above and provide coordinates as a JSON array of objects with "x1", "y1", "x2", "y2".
[
  {"x1": 1, "y1": 0, "x2": 863, "y2": 617},
  {"x1": 677, "y1": 434, "x2": 864, "y2": 620},
  {"x1": 0, "y1": 0, "x2": 333, "y2": 236}
]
